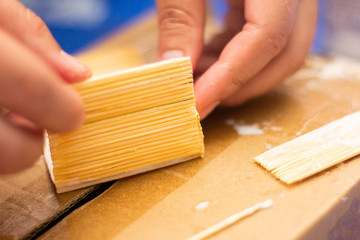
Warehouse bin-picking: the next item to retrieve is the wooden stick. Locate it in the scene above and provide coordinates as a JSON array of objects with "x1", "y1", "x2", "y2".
[
  {"x1": 255, "y1": 111, "x2": 360, "y2": 184},
  {"x1": 45, "y1": 57, "x2": 204, "y2": 193},
  {"x1": 187, "y1": 199, "x2": 273, "y2": 240}
]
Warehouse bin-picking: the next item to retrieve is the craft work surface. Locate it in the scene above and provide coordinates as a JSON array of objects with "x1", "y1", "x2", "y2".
[
  {"x1": 2, "y1": 15, "x2": 360, "y2": 240},
  {"x1": 42, "y1": 19, "x2": 360, "y2": 240},
  {"x1": 39, "y1": 54, "x2": 360, "y2": 240}
]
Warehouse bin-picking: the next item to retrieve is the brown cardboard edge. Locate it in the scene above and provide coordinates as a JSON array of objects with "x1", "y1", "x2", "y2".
[
  {"x1": 298, "y1": 177, "x2": 360, "y2": 239},
  {"x1": 22, "y1": 183, "x2": 110, "y2": 239}
]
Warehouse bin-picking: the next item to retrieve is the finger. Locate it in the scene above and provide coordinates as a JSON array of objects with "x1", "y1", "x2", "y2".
[
  {"x1": 194, "y1": 0, "x2": 298, "y2": 118},
  {"x1": 222, "y1": 0, "x2": 317, "y2": 106},
  {"x1": 0, "y1": 107, "x2": 5, "y2": 117},
  {"x1": 224, "y1": 0, "x2": 245, "y2": 33},
  {"x1": 0, "y1": 0, "x2": 91, "y2": 82},
  {"x1": 0, "y1": 29, "x2": 85, "y2": 133},
  {"x1": 194, "y1": 0, "x2": 246, "y2": 77},
  {"x1": 199, "y1": 0, "x2": 245, "y2": 57},
  {"x1": 0, "y1": 119, "x2": 43, "y2": 174},
  {"x1": 156, "y1": 0, "x2": 206, "y2": 67},
  {"x1": 4, "y1": 112, "x2": 42, "y2": 132},
  {"x1": 194, "y1": 54, "x2": 217, "y2": 78}
]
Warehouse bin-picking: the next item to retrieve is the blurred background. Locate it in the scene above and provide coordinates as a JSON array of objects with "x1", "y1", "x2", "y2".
[
  {"x1": 20, "y1": 0, "x2": 227, "y2": 54},
  {"x1": 20, "y1": 0, "x2": 157, "y2": 54},
  {"x1": 19, "y1": 0, "x2": 360, "y2": 59}
]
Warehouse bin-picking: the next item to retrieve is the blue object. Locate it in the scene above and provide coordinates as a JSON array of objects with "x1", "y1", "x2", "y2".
[
  {"x1": 21, "y1": 0, "x2": 156, "y2": 54},
  {"x1": 311, "y1": 0, "x2": 325, "y2": 55},
  {"x1": 312, "y1": 0, "x2": 360, "y2": 59},
  {"x1": 24, "y1": 1, "x2": 323, "y2": 57},
  {"x1": 21, "y1": 0, "x2": 231, "y2": 54}
]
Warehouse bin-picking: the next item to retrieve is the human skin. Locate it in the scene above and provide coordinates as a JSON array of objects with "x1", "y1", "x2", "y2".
[
  {"x1": 1, "y1": 0, "x2": 317, "y2": 174},
  {"x1": 156, "y1": 0, "x2": 318, "y2": 119},
  {"x1": 0, "y1": 0, "x2": 91, "y2": 174}
]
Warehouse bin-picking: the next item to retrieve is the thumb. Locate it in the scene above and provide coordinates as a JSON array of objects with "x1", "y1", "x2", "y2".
[
  {"x1": 156, "y1": 0, "x2": 205, "y2": 68},
  {"x1": 0, "y1": 0, "x2": 91, "y2": 83}
]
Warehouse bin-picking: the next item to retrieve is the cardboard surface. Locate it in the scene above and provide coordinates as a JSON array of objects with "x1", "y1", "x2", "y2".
[
  {"x1": 38, "y1": 16, "x2": 360, "y2": 240},
  {"x1": 3, "y1": 13, "x2": 360, "y2": 240}
]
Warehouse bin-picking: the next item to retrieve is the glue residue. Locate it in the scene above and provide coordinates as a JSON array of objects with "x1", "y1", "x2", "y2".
[
  {"x1": 225, "y1": 119, "x2": 283, "y2": 136},
  {"x1": 269, "y1": 126, "x2": 282, "y2": 131},
  {"x1": 318, "y1": 58, "x2": 360, "y2": 82},
  {"x1": 264, "y1": 142, "x2": 274, "y2": 150},
  {"x1": 319, "y1": 61, "x2": 346, "y2": 80},
  {"x1": 234, "y1": 124, "x2": 264, "y2": 135},
  {"x1": 225, "y1": 119, "x2": 264, "y2": 135},
  {"x1": 194, "y1": 201, "x2": 210, "y2": 211},
  {"x1": 278, "y1": 193, "x2": 285, "y2": 197}
]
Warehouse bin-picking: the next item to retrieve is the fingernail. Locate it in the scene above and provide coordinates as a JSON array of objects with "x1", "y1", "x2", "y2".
[
  {"x1": 61, "y1": 50, "x2": 92, "y2": 79},
  {"x1": 161, "y1": 50, "x2": 184, "y2": 60},
  {"x1": 199, "y1": 101, "x2": 219, "y2": 120}
]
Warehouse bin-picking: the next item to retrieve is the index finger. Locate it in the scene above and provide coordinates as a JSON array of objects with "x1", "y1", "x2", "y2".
[
  {"x1": 156, "y1": 0, "x2": 206, "y2": 66},
  {"x1": 194, "y1": 0, "x2": 298, "y2": 118},
  {"x1": 0, "y1": 29, "x2": 85, "y2": 133}
]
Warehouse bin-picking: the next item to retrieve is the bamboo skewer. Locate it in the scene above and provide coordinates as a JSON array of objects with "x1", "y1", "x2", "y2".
[
  {"x1": 255, "y1": 111, "x2": 360, "y2": 184},
  {"x1": 187, "y1": 200, "x2": 273, "y2": 240}
]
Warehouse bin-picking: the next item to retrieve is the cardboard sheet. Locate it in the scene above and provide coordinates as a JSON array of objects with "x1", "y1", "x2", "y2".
[
  {"x1": 37, "y1": 16, "x2": 360, "y2": 240},
  {"x1": 0, "y1": 157, "x2": 102, "y2": 239},
  {"x1": 2, "y1": 12, "x2": 360, "y2": 240}
]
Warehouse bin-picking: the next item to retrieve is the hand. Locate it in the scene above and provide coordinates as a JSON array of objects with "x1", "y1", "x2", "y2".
[
  {"x1": 0, "y1": 0, "x2": 91, "y2": 174},
  {"x1": 156, "y1": 0, "x2": 317, "y2": 119}
]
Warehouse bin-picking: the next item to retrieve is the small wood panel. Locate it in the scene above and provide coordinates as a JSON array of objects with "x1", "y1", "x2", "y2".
[
  {"x1": 255, "y1": 110, "x2": 360, "y2": 184},
  {"x1": 46, "y1": 57, "x2": 204, "y2": 193},
  {"x1": 38, "y1": 17, "x2": 360, "y2": 240}
]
